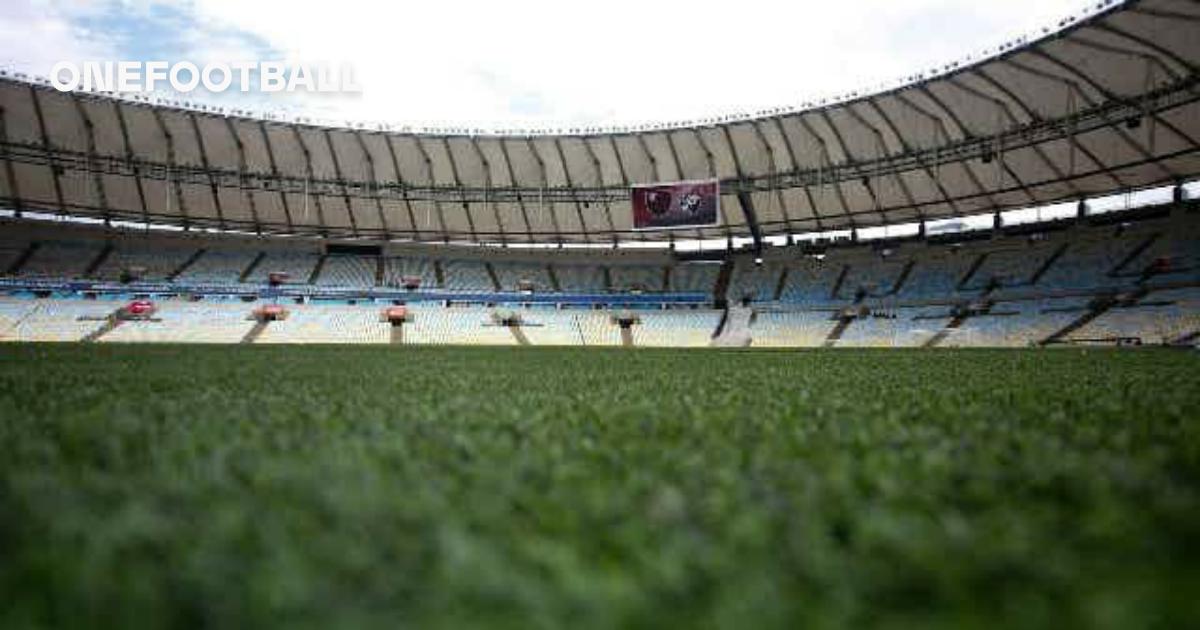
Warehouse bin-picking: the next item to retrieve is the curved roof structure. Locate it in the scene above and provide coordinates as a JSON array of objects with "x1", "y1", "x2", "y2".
[{"x1": 0, "y1": 0, "x2": 1197, "y2": 245}]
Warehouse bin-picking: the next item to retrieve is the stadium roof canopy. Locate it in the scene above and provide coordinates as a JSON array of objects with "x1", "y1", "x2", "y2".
[{"x1": 0, "y1": 0, "x2": 1197, "y2": 246}]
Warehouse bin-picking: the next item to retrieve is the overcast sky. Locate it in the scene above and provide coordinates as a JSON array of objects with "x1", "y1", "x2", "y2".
[{"x1": 2, "y1": 0, "x2": 1102, "y2": 129}]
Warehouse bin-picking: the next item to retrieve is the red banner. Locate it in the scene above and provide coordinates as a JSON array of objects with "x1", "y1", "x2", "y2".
[{"x1": 631, "y1": 179, "x2": 720, "y2": 230}]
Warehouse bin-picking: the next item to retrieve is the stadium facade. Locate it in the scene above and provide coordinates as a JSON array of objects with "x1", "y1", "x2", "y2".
[{"x1": 0, "y1": 0, "x2": 1197, "y2": 347}]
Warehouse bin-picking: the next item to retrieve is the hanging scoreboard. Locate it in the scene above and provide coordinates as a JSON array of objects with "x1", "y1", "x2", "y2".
[{"x1": 631, "y1": 178, "x2": 720, "y2": 230}]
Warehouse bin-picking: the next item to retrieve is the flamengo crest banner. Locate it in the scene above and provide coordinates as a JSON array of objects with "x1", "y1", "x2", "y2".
[{"x1": 631, "y1": 179, "x2": 720, "y2": 230}]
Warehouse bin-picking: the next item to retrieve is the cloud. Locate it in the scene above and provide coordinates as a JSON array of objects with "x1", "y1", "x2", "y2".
[
  {"x1": 0, "y1": 1, "x2": 119, "y2": 72},
  {"x1": 0, "y1": 0, "x2": 1100, "y2": 128}
]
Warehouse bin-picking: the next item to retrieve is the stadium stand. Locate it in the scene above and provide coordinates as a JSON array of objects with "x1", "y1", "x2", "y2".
[
  {"x1": 440, "y1": 260, "x2": 495, "y2": 292},
  {"x1": 382, "y1": 257, "x2": 438, "y2": 289},
  {"x1": 1, "y1": 298, "x2": 115, "y2": 342},
  {"x1": 492, "y1": 262, "x2": 552, "y2": 292},
  {"x1": 101, "y1": 300, "x2": 259, "y2": 344},
  {"x1": 316, "y1": 255, "x2": 377, "y2": 287},
  {"x1": 403, "y1": 305, "x2": 517, "y2": 345},
  {"x1": 176, "y1": 248, "x2": 260, "y2": 284},
  {"x1": 511, "y1": 309, "x2": 590, "y2": 346},
  {"x1": 0, "y1": 207, "x2": 1197, "y2": 347},
  {"x1": 17, "y1": 240, "x2": 104, "y2": 279},
  {"x1": 246, "y1": 252, "x2": 321, "y2": 284},
  {"x1": 93, "y1": 240, "x2": 197, "y2": 282},
  {"x1": 1, "y1": 10, "x2": 1199, "y2": 351},
  {"x1": 553, "y1": 264, "x2": 607, "y2": 293},
  {"x1": 750, "y1": 311, "x2": 838, "y2": 348},
  {"x1": 669, "y1": 264, "x2": 720, "y2": 294},
  {"x1": 610, "y1": 264, "x2": 664, "y2": 293},
  {"x1": 254, "y1": 304, "x2": 391, "y2": 344},
  {"x1": 630, "y1": 310, "x2": 722, "y2": 347}
]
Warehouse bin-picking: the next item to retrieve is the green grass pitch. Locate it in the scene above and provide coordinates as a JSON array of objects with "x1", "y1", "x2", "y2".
[{"x1": 1, "y1": 345, "x2": 1198, "y2": 628}]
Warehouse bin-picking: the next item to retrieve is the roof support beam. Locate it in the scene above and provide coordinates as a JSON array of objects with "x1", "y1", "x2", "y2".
[
  {"x1": 845, "y1": 104, "x2": 920, "y2": 221},
  {"x1": 817, "y1": 110, "x2": 884, "y2": 218},
  {"x1": 892, "y1": 92, "x2": 1005, "y2": 210},
  {"x1": 581, "y1": 137, "x2": 618, "y2": 241},
  {"x1": 552, "y1": 137, "x2": 590, "y2": 243},
  {"x1": 1031, "y1": 48, "x2": 1200, "y2": 156},
  {"x1": 1090, "y1": 22, "x2": 1197, "y2": 76},
  {"x1": 324, "y1": 130, "x2": 360, "y2": 238},
  {"x1": 1003, "y1": 58, "x2": 1175, "y2": 179},
  {"x1": 258, "y1": 122, "x2": 295, "y2": 233},
  {"x1": 69, "y1": 93, "x2": 110, "y2": 224},
  {"x1": 748, "y1": 120, "x2": 797, "y2": 234},
  {"x1": 607, "y1": 135, "x2": 637, "y2": 244},
  {"x1": 467, "y1": 136, "x2": 505, "y2": 244},
  {"x1": 411, "y1": 137, "x2": 449, "y2": 241},
  {"x1": 1065, "y1": 33, "x2": 1186, "y2": 82},
  {"x1": 524, "y1": 138, "x2": 561, "y2": 244},
  {"x1": 735, "y1": 191, "x2": 764, "y2": 255},
  {"x1": 971, "y1": 67, "x2": 1122, "y2": 188},
  {"x1": 382, "y1": 134, "x2": 419, "y2": 239},
  {"x1": 223, "y1": 118, "x2": 262, "y2": 235},
  {"x1": 719, "y1": 126, "x2": 762, "y2": 251},
  {"x1": 770, "y1": 116, "x2": 825, "y2": 231},
  {"x1": 289, "y1": 125, "x2": 328, "y2": 236},
  {"x1": 27, "y1": 87, "x2": 66, "y2": 217},
  {"x1": 796, "y1": 116, "x2": 854, "y2": 227},
  {"x1": 441, "y1": 138, "x2": 476, "y2": 242},
  {"x1": 148, "y1": 111, "x2": 189, "y2": 227},
  {"x1": 913, "y1": 83, "x2": 1008, "y2": 197},
  {"x1": 0, "y1": 106, "x2": 24, "y2": 216},
  {"x1": 945, "y1": 75, "x2": 1084, "y2": 196},
  {"x1": 351, "y1": 131, "x2": 391, "y2": 240},
  {"x1": 497, "y1": 140, "x2": 534, "y2": 243},
  {"x1": 188, "y1": 113, "x2": 226, "y2": 230},
  {"x1": 0, "y1": 145, "x2": 1191, "y2": 239},
  {"x1": 118, "y1": 104, "x2": 152, "y2": 226}
]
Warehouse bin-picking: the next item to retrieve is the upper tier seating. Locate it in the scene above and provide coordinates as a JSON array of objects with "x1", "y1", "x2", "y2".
[
  {"x1": 669, "y1": 264, "x2": 720, "y2": 293},
  {"x1": 440, "y1": 260, "x2": 494, "y2": 292},
  {"x1": 316, "y1": 256, "x2": 376, "y2": 287},
  {"x1": 728, "y1": 260, "x2": 786, "y2": 302},
  {"x1": 1036, "y1": 231, "x2": 1138, "y2": 290},
  {"x1": 176, "y1": 249, "x2": 259, "y2": 284},
  {"x1": 778, "y1": 261, "x2": 844, "y2": 305},
  {"x1": 902, "y1": 250, "x2": 980, "y2": 299},
  {"x1": 838, "y1": 256, "x2": 912, "y2": 299},
  {"x1": 0, "y1": 236, "x2": 30, "y2": 274},
  {"x1": 18, "y1": 241, "x2": 103, "y2": 279},
  {"x1": 246, "y1": 253, "x2": 320, "y2": 284},
  {"x1": 93, "y1": 241, "x2": 197, "y2": 281},
  {"x1": 492, "y1": 262, "x2": 552, "y2": 292},
  {"x1": 964, "y1": 242, "x2": 1058, "y2": 290},
  {"x1": 610, "y1": 265, "x2": 663, "y2": 292},
  {"x1": 553, "y1": 264, "x2": 607, "y2": 293},
  {"x1": 382, "y1": 257, "x2": 437, "y2": 289}
]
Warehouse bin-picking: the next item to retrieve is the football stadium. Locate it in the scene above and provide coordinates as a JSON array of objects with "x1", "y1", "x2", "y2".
[{"x1": 1, "y1": 0, "x2": 1198, "y2": 626}]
